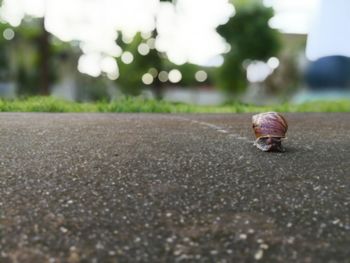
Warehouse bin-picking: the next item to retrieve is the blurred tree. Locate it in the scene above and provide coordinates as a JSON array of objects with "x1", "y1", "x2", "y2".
[
  {"x1": 0, "y1": 17, "x2": 76, "y2": 96},
  {"x1": 117, "y1": 0, "x2": 172, "y2": 99},
  {"x1": 13, "y1": 20, "x2": 43, "y2": 95},
  {"x1": 0, "y1": 24, "x2": 12, "y2": 82},
  {"x1": 116, "y1": 32, "x2": 204, "y2": 99},
  {"x1": 10, "y1": 18, "x2": 58, "y2": 96},
  {"x1": 175, "y1": 63, "x2": 206, "y2": 86},
  {"x1": 76, "y1": 75, "x2": 111, "y2": 101},
  {"x1": 113, "y1": 0, "x2": 206, "y2": 99},
  {"x1": 262, "y1": 32, "x2": 305, "y2": 99},
  {"x1": 0, "y1": 0, "x2": 281, "y2": 101},
  {"x1": 216, "y1": 2, "x2": 281, "y2": 94},
  {"x1": 116, "y1": 32, "x2": 164, "y2": 98},
  {"x1": 38, "y1": 19, "x2": 50, "y2": 95}
]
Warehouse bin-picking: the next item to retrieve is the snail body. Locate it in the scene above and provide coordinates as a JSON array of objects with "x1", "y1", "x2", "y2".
[{"x1": 252, "y1": 112, "x2": 288, "y2": 152}]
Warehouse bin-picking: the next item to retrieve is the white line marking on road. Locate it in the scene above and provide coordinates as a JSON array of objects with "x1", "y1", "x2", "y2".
[{"x1": 174, "y1": 116, "x2": 253, "y2": 143}]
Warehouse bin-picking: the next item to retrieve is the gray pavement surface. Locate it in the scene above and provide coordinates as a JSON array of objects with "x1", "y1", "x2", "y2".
[{"x1": 0, "y1": 113, "x2": 349, "y2": 263}]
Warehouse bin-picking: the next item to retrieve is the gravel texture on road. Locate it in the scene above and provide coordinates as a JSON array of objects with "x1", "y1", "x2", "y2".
[{"x1": 0, "y1": 113, "x2": 349, "y2": 263}]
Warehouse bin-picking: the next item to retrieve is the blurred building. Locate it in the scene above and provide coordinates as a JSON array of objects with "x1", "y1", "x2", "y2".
[{"x1": 242, "y1": 33, "x2": 307, "y2": 104}]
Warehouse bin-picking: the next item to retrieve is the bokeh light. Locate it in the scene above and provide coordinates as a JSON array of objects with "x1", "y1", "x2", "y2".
[
  {"x1": 155, "y1": 0, "x2": 235, "y2": 65},
  {"x1": 78, "y1": 53, "x2": 102, "y2": 77},
  {"x1": 3, "y1": 28, "x2": 15, "y2": 40},
  {"x1": 121, "y1": 52, "x2": 134, "y2": 64},
  {"x1": 146, "y1": 38, "x2": 156, "y2": 49},
  {"x1": 100, "y1": 57, "x2": 119, "y2": 75},
  {"x1": 195, "y1": 70, "x2": 208, "y2": 82},
  {"x1": 142, "y1": 73, "x2": 154, "y2": 85},
  {"x1": 168, "y1": 69, "x2": 182, "y2": 83},
  {"x1": 158, "y1": 71, "x2": 168, "y2": 82},
  {"x1": 246, "y1": 61, "x2": 273, "y2": 83},
  {"x1": 267, "y1": 57, "x2": 280, "y2": 69},
  {"x1": 138, "y1": 43, "x2": 150, "y2": 56},
  {"x1": 148, "y1": 68, "x2": 158, "y2": 78}
]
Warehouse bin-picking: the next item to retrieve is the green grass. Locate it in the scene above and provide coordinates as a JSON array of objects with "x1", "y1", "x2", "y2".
[{"x1": 0, "y1": 96, "x2": 349, "y2": 113}]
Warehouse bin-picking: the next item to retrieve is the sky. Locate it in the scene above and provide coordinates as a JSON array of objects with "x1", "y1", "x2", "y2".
[
  {"x1": 264, "y1": 0, "x2": 318, "y2": 34},
  {"x1": 0, "y1": 0, "x2": 319, "y2": 78}
]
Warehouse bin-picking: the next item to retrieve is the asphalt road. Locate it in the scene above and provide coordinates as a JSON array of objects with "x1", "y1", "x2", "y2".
[{"x1": 0, "y1": 113, "x2": 349, "y2": 263}]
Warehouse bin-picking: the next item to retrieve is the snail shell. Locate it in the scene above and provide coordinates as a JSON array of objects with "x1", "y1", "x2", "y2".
[{"x1": 252, "y1": 112, "x2": 288, "y2": 152}]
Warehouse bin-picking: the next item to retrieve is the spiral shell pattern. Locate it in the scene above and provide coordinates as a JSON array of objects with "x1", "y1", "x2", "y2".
[
  {"x1": 252, "y1": 112, "x2": 288, "y2": 139},
  {"x1": 252, "y1": 112, "x2": 288, "y2": 152}
]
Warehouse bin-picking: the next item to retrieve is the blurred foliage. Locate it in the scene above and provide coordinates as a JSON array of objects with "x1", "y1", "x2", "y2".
[
  {"x1": 11, "y1": 21, "x2": 43, "y2": 95},
  {"x1": 0, "y1": 19, "x2": 59, "y2": 95},
  {"x1": 116, "y1": 32, "x2": 206, "y2": 99},
  {"x1": 216, "y1": 2, "x2": 281, "y2": 94},
  {"x1": 233, "y1": 0, "x2": 263, "y2": 8},
  {"x1": 0, "y1": 96, "x2": 349, "y2": 113},
  {"x1": 0, "y1": 0, "x2": 285, "y2": 101},
  {"x1": 75, "y1": 76, "x2": 111, "y2": 102},
  {"x1": 0, "y1": 24, "x2": 11, "y2": 81},
  {"x1": 116, "y1": 32, "x2": 162, "y2": 97},
  {"x1": 272, "y1": 34, "x2": 306, "y2": 96}
]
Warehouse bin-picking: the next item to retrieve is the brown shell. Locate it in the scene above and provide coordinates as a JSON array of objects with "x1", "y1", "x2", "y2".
[{"x1": 252, "y1": 112, "x2": 288, "y2": 139}]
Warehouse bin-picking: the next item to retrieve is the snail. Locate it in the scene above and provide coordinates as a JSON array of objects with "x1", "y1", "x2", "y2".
[{"x1": 252, "y1": 112, "x2": 288, "y2": 152}]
